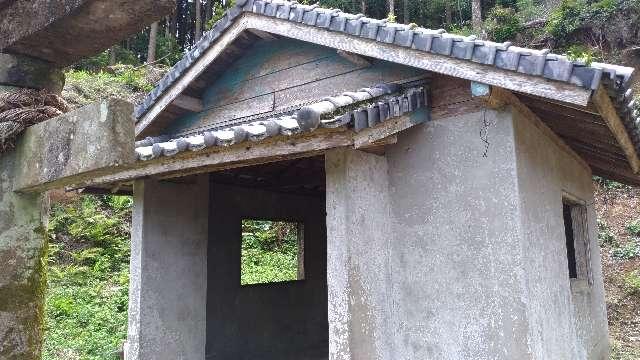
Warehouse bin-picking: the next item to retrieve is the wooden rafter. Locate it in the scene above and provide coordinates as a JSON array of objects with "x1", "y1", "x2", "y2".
[{"x1": 592, "y1": 85, "x2": 640, "y2": 174}]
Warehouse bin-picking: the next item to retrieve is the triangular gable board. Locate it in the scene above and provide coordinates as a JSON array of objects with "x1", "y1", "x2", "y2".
[{"x1": 148, "y1": 38, "x2": 424, "y2": 138}]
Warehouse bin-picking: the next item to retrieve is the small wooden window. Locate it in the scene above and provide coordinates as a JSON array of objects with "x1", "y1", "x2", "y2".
[
  {"x1": 562, "y1": 198, "x2": 591, "y2": 283},
  {"x1": 240, "y1": 219, "x2": 304, "y2": 285}
]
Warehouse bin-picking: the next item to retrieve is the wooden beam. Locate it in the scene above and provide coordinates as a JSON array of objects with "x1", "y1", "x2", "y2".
[
  {"x1": 247, "y1": 28, "x2": 277, "y2": 41},
  {"x1": 18, "y1": 128, "x2": 353, "y2": 193},
  {"x1": 353, "y1": 110, "x2": 428, "y2": 149},
  {"x1": 487, "y1": 87, "x2": 591, "y2": 173},
  {"x1": 592, "y1": 85, "x2": 640, "y2": 173},
  {"x1": 247, "y1": 14, "x2": 592, "y2": 105},
  {"x1": 136, "y1": 12, "x2": 594, "y2": 136},
  {"x1": 135, "y1": 16, "x2": 249, "y2": 136},
  {"x1": 336, "y1": 50, "x2": 371, "y2": 67},
  {"x1": 172, "y1": 94, "x2": 204, "y2": 112}
]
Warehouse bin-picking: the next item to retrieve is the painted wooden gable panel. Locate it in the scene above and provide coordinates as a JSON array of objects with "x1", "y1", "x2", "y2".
[{"x1": 165, "y1": 38, "x2": 425, "y2": 136}]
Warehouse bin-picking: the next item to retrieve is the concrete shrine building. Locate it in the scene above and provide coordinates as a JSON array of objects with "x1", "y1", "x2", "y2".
[{"x1": 7, "y1": 0, "x2": 640, "y2": 359}]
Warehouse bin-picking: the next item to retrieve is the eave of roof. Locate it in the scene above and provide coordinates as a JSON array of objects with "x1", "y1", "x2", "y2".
[
  {"x1": 135, "y1": 84, "x2": 426, "y2": 161},
  {"x1": 134, "y1": 0, "x2": 634, "y2": 123}
]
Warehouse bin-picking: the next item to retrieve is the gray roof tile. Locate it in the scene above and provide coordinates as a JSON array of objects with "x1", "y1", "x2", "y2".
[
  {"x1": 135, "y1": 84, "x2": 427, "y2": 161},
  {"x1": 133, "y1": 0, "x2": 640, "y2": 156}
]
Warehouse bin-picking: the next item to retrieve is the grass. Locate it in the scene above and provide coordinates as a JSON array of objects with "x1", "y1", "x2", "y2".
[{"x1": 62, "y1": 67, "x2": 157, "y2": 109}]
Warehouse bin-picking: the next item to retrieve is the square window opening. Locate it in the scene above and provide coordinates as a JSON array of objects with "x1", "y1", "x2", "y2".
[
  {"x1": 562, "y1": 197, "x2": 591, "y2": 283},
  {"x1": 241, "y1": 219, "x2": 304, "y2": 286}
]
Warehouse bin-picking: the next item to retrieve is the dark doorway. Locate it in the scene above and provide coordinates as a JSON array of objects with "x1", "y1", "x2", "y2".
[{"x1": 205, "y1": 156, "x2": 328, "y2": 360}]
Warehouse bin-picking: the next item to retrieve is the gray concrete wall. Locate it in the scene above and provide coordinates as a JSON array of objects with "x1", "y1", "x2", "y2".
[
  {"x1": 325, "y1": 107, "x2": 609, "y2": 359},
  {"x1": 126, "y1": 175, "x2": 209, "y2": 360},
  {"x1": 206, "y1": 183, "x2": 328, "y2": 359},
  {"x1": 384, "y1": 109, "x2": 531, "y2": 360},
  {"x1": 512, "y1": 109, "x2": 609, "y2": 359},
  {"x1": 325, "y1": 148, "x2": 395, "y2": 360},
  {"x1": 0, "y1": 150, "x2": 47, "y2": 360}
]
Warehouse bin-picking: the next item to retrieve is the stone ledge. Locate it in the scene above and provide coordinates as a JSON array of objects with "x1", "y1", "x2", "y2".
[{"x1": 13, "y1": 98, "x2": 136, "y2": 192}]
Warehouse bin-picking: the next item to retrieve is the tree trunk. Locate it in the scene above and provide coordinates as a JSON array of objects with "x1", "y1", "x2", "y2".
[
  {"x1": 205, "y1": 0, "x2": 213, "y2": 24},
  {"x1": 472, "y1": 0, "x2": 482, "y2": 32},
  {"x1": 165, "y1": 15, "x2": 171, "y2": 38},
  {"x1": 403, "y1": 0, "x2": 409, "y2": 23},
  {"x1": 109, "y1": 46, "x2": 117, "y2": 66},
  {"x1": 195, "y1": 0, "x2": 202, "y2": 42},
  {"x1": 360, "y1": 0, "x2": 366, "y2": 14},
  {"x1": 445, "y1": 1, "x2": 452, "y2": 27},
  {"x1": 147, "y1": 22, "x2": 159, "y2": 63},
  {"x1": 389, "y1": 0, "x2": 394, "y2": 17}
]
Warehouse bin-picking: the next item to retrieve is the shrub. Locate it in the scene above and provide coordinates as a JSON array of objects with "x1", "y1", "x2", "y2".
[
  {"x1": 546, "y1": 0, "x2": 589, "y2": 40},
  {"x1": 624, "y1": 271, "x2": 640, "y2": 295},
  {"x1": 566, "y1": 44, "x2": 596, "y2": 65},
  {"x1": 626, "y1": 219, "x2": 640, "y2": 236},
  {"x1": 44, "y1": 195, "x2": 132, "y2": 360},
  {"x1": 598, "y1": 220, "x2": 617, "y2": 246},
  {"x1": 611, "y1": 241, "x2": 640, "y2": 260},
  {"x1": 485, "y1": 6, "x2": 523, "y2": 42}
]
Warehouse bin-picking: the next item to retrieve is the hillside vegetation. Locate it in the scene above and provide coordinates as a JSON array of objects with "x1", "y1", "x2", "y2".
[{"x1": 41, "y1": 0, "x2": 640, "y2": 358}]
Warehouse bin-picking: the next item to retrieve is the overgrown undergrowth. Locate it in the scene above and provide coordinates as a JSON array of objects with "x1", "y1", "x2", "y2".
[{"x1": 44, "y1": 195, "x2": 132, "y2": 360}]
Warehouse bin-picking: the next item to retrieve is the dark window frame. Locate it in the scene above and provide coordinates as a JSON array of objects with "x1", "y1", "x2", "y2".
[{"x1": 562, "y1": 196, "x2": 592, "y2": 285}]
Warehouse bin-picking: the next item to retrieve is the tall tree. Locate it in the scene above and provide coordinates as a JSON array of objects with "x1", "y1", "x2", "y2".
[
  {"x1": 388, "y1": 0, "x2": 394, "y2": 18},
  {"x1": 472, "y1": 0, "x2": 482, "y2": 31},
  {"x1": 403, "y1": 0, "x2": 409, "y2": 23},
  {"x1": 148, "y1": 21, "x2": 159, "y2": 63},
  {"x1": 205, "y1": 0, "x2": 213, "y2": 25},
  {"x1": 195, "y1": 0, "x2": 203, "y2": 42}
]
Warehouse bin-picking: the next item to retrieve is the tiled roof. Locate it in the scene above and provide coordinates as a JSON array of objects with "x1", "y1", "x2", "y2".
[
  {"x1": 135, "y1": 84, "x2": 426, "y2": 161},
  {"x1": 133, "y1": 0, "x2": 640, "y2": 154}
]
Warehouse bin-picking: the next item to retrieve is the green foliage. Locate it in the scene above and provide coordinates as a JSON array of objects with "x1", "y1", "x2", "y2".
[
  {"x1": 485, "y1": 5, "x2": 523, "y2": 42},
  {"x1": 63, "y1": 68, "x2": 155, "y2": 107},
  {"x1": 386, "y1": 13, "x2": 397, "y2": 23},
  {"x1": 545, "y1": 0, "x2": 637, "y2": 45},
  {"x1": 565, "y1": 44, "x2": 596, "y2": 65},
  {"x1": 627, "y1": 219, "x2": 640, "y2": 236},
  {"x1": 241, "y1": 220, "x2": 300, "y2": 285},
  {"x1": 611, "y1": 241, "x2": 640, "y2": 260},
  {"x1": 598, "y1": 219, "x2": 617, "y2": 246},
  {"x1": 594, "y1": 176, "x2": 628, "y2": 190},
  {"x1": 624, "y1": 271, "x2": 640, "y2": 295},
  {"x1": 44, "y1": 195, "x2": 132, "y2": 360},
  {"x1": 73, "y1": 46, "x2": 139, "y2": 72},
  {"x1": 206, "y1": 0, "x2": 236, "y2": 30}
]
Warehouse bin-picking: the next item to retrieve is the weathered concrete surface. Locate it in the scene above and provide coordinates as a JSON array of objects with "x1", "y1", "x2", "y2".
[
  {"x1": 207, "y1": 183, "x2": 328, "y2": 359},
  {"x1": 324, "y1": 107, "x2": 609, "y2": 359},
  {"x1": 512, "y1": 109, "x2": 609, "y2": 359},
  {"x1": 0, "y1": 53, "x2": 64, "y2": 92},
  {"x1": 1, "y1": 0, "x2": 176, "y2": 67},
  {"x1": 0, "y1": 139, "x2": 48, "y2": 360},
  {"x1": 0, "y1": 74, "x2": 50, "y2": 359},
  {"x1": 13, "y1": 99, "x2": 135, "y2": 192},
  {"x1": 325, "y1": 148, "x2": 394, "y2": 360},
  {"x1": 126, "y1": 175, "x2": 209, "y2": 360}
]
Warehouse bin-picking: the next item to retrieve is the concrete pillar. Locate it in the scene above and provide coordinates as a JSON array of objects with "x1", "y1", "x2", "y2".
[
  {"x1": 325, "y1": 148, "x2": 396, "y2": 360},
  {"x1": 126, "y1": 176, "x2": 209, "y2": 360},
  {"x1": 0, "y1": 52, "x2": 63, "y2": 359}
]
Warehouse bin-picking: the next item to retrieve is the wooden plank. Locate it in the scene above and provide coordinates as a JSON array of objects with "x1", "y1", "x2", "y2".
[
  {"x1": 202, "y1": 53, "x2": 366, "y2": 111},
  {"x1": 488, "y1": 87, "x2": 591, "y2": 172},
  {"x1": 137, "y1": 12, "x2": 593, "y2": 136},
  {"x1": 247, "y1": 13, "x2": 592, "y2": 106},
  {"x1": 354, "y1": 110, "x2": 429, "y2": 149},
  {"x1": 14, "y1": 99, "x2": 136, "y2": 193},
  {"x1": 173, "y1": 94, "x2": 204, "y2": 112},
  {"x1": 247, "y1": 28, "x2": 277, "y2": 41},
  {"x1": 21, "y1": 129, "x2": 353, "y2": 193},
  {"x1": 135, "y1": 16, "x2": 250, "y2": 136},
  {"x1": 592, "y1": 85, "x2": 640, "y2": 173},
  {"x1": 273, "y1": 67, "x2": 383, "y2": 111},
  {"x1": 193, "y1": 93, "x2": 275, "y2": 131}
]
